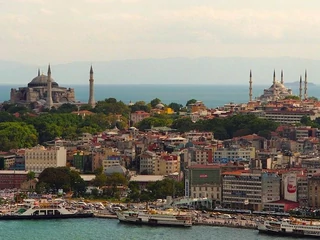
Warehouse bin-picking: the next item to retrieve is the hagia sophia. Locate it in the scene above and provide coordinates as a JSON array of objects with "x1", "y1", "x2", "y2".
[
  {"x1": 249, "y1": 70, "x2": 308, "y2": 102},
  {"x1": 10, "y1": 65, "x2": 95, "y2": 109}
]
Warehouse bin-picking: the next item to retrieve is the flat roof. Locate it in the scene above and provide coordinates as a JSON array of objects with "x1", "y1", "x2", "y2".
[
  {"x1": 130, "y1": 175, "x2": 165, "y2": 182},
  {"x1": 0, "y1": 170, "x2": 28, "y2": 175}
]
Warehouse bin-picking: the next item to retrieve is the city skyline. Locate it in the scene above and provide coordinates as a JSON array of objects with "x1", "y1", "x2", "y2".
[{"x1": 1, "y1": 0, "x2": 320, "y2": 65}]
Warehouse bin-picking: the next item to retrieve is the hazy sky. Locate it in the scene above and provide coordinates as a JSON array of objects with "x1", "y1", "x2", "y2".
[{"x1": 1, "y1": 0, "x2": 320, "y2": 64}]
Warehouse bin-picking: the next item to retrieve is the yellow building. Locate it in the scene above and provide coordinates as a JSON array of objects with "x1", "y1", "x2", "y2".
[{"x1": 154, "y1": 154, "x2": 180, "y2": 175}]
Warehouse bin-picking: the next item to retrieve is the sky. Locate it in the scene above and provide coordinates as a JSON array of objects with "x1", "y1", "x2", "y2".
[{"x1": 1, "y1": 0, "x2": 320, "y2": 64}]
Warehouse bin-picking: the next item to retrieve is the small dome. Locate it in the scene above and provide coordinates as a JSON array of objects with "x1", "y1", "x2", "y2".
[
  {"x1": 155, "y1": 103, "x2": 165, "y2": 109},
  {"x1": 28, "y1": 74, "x2": 59, "y2": 88}
]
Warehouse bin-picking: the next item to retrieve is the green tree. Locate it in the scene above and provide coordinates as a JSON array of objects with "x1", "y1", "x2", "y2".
[
  {"x1": 27, "y1": 171, "x2": 36, "y2": 180},
  {"x1": 150, "y1": 98, "x2": 161, "y2": 108},
  {"x1": 284, "y1": 95, "x2": 300, "y2": 100},
  {"x1": 0, "y1": 122, "x2": 38, "y2": 151},
  {"x1": 55, "y1": 103, "x2": 78, "y2": 113},
  {"x1": 168, "y1": 102, "x2": 183, "y2": 112},
  {"x1": 186, "y1": 99, "x2": 197, "y2": 106}
]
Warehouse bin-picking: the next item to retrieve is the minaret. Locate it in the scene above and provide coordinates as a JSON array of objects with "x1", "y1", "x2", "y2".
[
  {"x1": 46, "y1": 64, "x2": 53, "y2": 109},
  {"x1": 249, "y1": 70, "x2": 252, "y2": 102},
  {"x1": 299, "y1": 75, "x2": 303, "y2": 101},
  {"x1": 281, "y1": 70, "x2": 284, "y2": 85},
  {"x1": 88, "y1": 65, "x2": 95, "y2": 108},
  {"x1": 273, "y1": 70, "x2": 276, "y2": 85},
  {"x1": 273, "y1": 70, "x2": 276, "y2": 100},
  {"x1": 304, "y1": 70, "x2": 308, "y2": 100},
  {"x1": 38, "y1": 68, "x2": 40, "y2": 77}
]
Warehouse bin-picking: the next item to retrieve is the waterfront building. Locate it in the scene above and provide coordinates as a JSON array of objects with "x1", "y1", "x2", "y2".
[
  {"x1": 308, "y1": 173, "x2": 320, "y2": 208},
  {"x1": 185, "y1": 164, "x2": 221, "y2": 204},
  {"x1": 25, "y1": 145, "x2": 67, "y2": 173},
  {"x1": 10, "y1": 65, "x2": 75, "y2": 106},
  {"x1": 222, "y1": 170, "x2": 280, "y2": 211},
  {"x1": 0, "y1": 170, "x2": 28, "y2": 189},
  {"x1": 130, "y1": 175, "x2": 165, "y2": 191}
]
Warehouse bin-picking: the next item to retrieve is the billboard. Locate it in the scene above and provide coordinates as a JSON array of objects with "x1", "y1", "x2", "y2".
[{"x1": 284, "y1": 173, "x2": 297, "y2": 202}]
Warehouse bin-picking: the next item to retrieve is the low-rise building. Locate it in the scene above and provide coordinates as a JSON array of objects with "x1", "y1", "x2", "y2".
[
  {"x1": 185, "y1": 164, "x2": 221, "y2": 204},
  {"x1": 0, "y1": 170, "x2": 28, "y2": 189},
  {"x1": 25, "y1": 145, "x2": 67, "y2": 173}
]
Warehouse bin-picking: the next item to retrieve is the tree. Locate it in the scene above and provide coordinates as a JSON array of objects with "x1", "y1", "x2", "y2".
[
  {"x1": 27, "y1": 171, "x2": 36, "y2": 180},
  {"x1": 37, "y1": 167, "x2": 84, "y2": 195},
  {"x1": 284, "y1": 95, "x2": 300, "y2": 100},
  {"x1": 55, "y1": 103, "x2": 78, "y2": 113},
  {"x1": 186, "y1": 99, "x2": 197, "y2": 106},
  {"x1": 150, "y1": 98, "x2": 161, "y2": 108},
  {"x1": 0, "y1": 122, "x2": 38, "y2": 151},
  {"x1": 168, "y1": 102, "x2": 183, "y2": 112},
  {"x1": 309, "y1": 96, "x2": 318, "y2": 101}
]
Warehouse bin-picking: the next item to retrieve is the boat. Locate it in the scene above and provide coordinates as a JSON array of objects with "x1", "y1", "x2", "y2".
[
  {"x1": 116, "y1": 209, "x2": 192, "y2": 227},
  {"x1": 257, "y1": 217, "x2": 320, "y2": 237},
  {"x1": 0, "y1": 199, "x2": 94, "y2": 220}
]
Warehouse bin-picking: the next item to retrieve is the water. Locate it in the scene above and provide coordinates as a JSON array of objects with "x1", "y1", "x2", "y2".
[
  {"x1": 2, "y1": 84, "x2": 320, "y2": 108},
  {"x1": 0, "y1": 218, "x2": 311, "y2": 240}
]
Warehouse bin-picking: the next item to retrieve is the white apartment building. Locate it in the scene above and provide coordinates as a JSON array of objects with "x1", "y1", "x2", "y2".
[
  {"x1": 263, "y1": 110, "x2": 320, "y2": 124},
  {"x1": 214, "y1": 146, "x2": 255, "y2": 163},
  {"x1": 25, "y1": 145, "x2": 67, "y2": 173},
  {"x1": 222, "y1": 170, "x2": 280, "y2": 211}
]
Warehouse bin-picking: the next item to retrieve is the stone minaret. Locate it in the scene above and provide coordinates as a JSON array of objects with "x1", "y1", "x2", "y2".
[
  {"x1": 88, "y1": 65, "x2": 95, "y2": 108},
  {"x1": 46, "y1": 64, "x2": 53, "y2": 109},
  {"x1": 249, "y1": 70, "x2": 252, "y2": 102},
  {"x1": 299, "y1": 75, "x2": 303, "y2": 100},
  {"x1": 304, "y1": 70, "x2": 308, "y2": 100},
  {"x1": 281, "y1": 70, "x2": 284, "y2": 85},
  {"x1": 273, "y1": 70, "x2": 276, "y2": 100}
]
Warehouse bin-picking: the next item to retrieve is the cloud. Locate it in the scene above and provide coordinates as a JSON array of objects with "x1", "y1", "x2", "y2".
[{"x1": 39, "y1": 8, "x2": 54, "y2": 15}]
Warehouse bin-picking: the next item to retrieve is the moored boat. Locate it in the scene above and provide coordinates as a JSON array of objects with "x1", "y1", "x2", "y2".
[
  {"x1": 116, "y1": 209, "x2": 192, "y2": 227},
  {"x1": 0, "y1": 199, "x2": 93, "y2": 220},
  {"x1": 257, "y1": 218, "x2": 320, "y2": 237}
]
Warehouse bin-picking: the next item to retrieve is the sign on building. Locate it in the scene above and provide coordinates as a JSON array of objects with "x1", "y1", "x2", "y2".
[{"x1": 284, "y1": 173, "x2": 297, "y2": 202}]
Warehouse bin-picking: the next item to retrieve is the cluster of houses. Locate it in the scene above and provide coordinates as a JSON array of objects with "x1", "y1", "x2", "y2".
[{"x1": 0, "y1": 121, "x2": 320, "y2": 212}]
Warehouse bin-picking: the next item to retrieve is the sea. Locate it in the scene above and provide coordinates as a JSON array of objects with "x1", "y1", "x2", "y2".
[
  {"x1": 2, "y1": 84, "x2": 320, "y2": 108},
  {"x1": 1, "y1": 218, "x2": 314, "y2": 240}
]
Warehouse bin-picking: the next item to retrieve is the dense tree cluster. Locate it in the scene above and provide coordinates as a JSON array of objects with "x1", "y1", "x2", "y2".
[
  {"x1": 36, "y1": 167, "x2": 86, "y2": 196},
  {"x1": 171, "y1": 114, "x2": 279, "y2": 140},
  {"x1": 127, "y1": 178, "x2": 184, "y2": 202}
]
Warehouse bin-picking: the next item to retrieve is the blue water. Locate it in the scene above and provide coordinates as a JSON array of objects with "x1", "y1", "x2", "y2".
[
  {"x1": 2, "y1": 84, "x2": 320, "y2": 108},
  {"x1": 0, "y1": 218, "x2": 311, "y2": 240}
]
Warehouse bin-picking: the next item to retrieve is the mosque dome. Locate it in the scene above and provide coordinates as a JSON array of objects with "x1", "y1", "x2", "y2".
[
  {"x1": 28, "y1": 74, "x2": 59, "y2": 88},
  {"x1": 155, "y1": 103, "x2": 165, "y2": 109}
]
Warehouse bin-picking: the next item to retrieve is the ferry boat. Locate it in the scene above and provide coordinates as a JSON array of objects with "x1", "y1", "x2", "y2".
[
  {"x1": 0, "y1": 199, "x2": 94, "y2": 220},
  {"x1": 257, "y1": 218, "x2": 320, "y2": 237},
  {"x1": 116, "y1": 209, "x2": 192, "y2": 227}
]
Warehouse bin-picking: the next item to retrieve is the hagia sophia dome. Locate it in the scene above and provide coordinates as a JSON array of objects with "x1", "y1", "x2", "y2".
[{"x1": 28, "y1": 73, "x2": 59, "y2": 88}]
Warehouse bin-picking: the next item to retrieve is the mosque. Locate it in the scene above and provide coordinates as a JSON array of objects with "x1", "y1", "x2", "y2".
[
  {"x1": 10, "y1": 65, "x2": 96, "y2": 109},
  {"x1": 249, "y1": 70, "x2": 308, "y2": 102}
]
